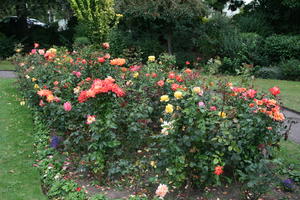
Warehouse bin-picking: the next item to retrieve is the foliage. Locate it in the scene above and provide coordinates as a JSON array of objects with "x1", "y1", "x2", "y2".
[
  {"x1": 14, "y1": 44, "x2": 285, "y2": 194},
  {"x1": 254, "y1": 66, "x2": 283, "y2": 80},
  {"x1": 0, "y1": 32, "x2": 16, "y2": 59},
  {"x1": 238, "y1": 160, "x2": 280, "y2": 200},
  {"x1": 278, "y1": 59, "x2": 300, "y2": 81},
  {"x1": 68, "y1": 0, "x2": 119, "y2": 43},
  {"x1": 116, "y1": 0, "x2": 207, "y2": 55},
  {"x1": 264, "y1": 35, "x2": 300, "y2": 64}
]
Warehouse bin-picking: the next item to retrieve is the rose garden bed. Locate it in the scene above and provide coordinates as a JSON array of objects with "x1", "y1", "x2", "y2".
[{"x1": 12, "y1": 44, "x2": 298, "y2": 199}]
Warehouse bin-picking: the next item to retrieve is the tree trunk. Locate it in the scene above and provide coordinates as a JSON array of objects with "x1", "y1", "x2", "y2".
[{"x1": 166, "y1": 32, "x2": 173, "y2": 55}]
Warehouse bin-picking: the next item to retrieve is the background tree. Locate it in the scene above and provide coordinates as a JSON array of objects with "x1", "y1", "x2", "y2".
[
  {"x1": 116, "y1": 0, "x2": 207, "y2": 55},
  {"x1": 68, "y1": 0, "x2": 119, "y2": 43}
]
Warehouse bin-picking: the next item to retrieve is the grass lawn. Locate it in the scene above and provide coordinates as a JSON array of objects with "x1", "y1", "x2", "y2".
[
  {"x1": 0, "y1": 60, "x2": 15, "y2": 71},
  {"x1": 218, "y1": 75, "x2": 300, "y2": 112},
  {"x1": 254, "y1": 78, "x2": 300, "y2": 112},
  {"x1": 0, "y1": 79, "x2": 46, "y2": 200},
  {"x1": 277, "y1": 140, "x2": 300, "y2": 171}
]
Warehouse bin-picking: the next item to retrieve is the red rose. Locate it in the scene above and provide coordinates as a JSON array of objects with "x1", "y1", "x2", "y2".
[
  {"x1": 214, "y1": 166, "x2": 224, "y2": 176},
  {"x1": 157, "y1": 80, "x2": 164, "y2": 87},
  {"x1": 97, "y1": 57, "x2": 105, "y2": 63},
  {"x1": 269, "y1": 86, "x2": 280, "y2": 96}
]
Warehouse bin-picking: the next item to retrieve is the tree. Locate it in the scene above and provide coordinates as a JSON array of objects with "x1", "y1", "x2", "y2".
[
  {"x1": 68, "y1": 0, "x2": 119, "y2": 43},
  {"x1": 116, "y1": 0, "x2": 207, "y2": 55}
]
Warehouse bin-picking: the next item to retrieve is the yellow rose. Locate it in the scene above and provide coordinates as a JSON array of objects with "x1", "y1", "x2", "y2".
[
  {"x1": 32, "y1": 78, "x2": 37, "y2": 82},
  {"x1": 48, "y1": 48, "x2": 57, "y2": 54},
  {"x1": 174, "y1": 91, "x2": 183, "y2": 99},
  {"x1": 148, "y1": 56, "x2": 155, "y2": 62},
  {"x1": 218, "y1": 112, "x2": 227, "y2": 118},
  {"x1": 150, "y1": 161, "x2": 157, "y2": 168},
  {"x1": 193, "y1": 87, "x2": 201, "y2": 93},
  {"x1": 133, "y1": 72, "x2": 139, "y2": 78},
  {"x1": 34, "y1": 84, "x2": 40, "y2": 89},
  {"x1": 160, "y1": 95, "x2": 169, "y2": 102},
  {"x1": 165, "y1": 104, "x2": 174, "y2": 113},
  {"x1": 116, "y1": 14, "x2": 123, "y2": 17},
  {"x1": 166, "y1": 79, "x2": 174, "y2": 83}
]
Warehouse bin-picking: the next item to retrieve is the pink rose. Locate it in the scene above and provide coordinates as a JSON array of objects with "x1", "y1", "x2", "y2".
[
  {"x1": 198, "y1": 102, "x2": 205, "y2": 107},
  {"x1": 38, "y1": 49, "x2": 45, "y2": 55},
  {"x1": 155, "y1": 184, "x2": 168, "y2": 198},
  {"x1": 210, "y1": 106, "x2": 217, "y2": 111},
  {"x1": 64, "y1": 102, "x2": 72, "y2": 111}
]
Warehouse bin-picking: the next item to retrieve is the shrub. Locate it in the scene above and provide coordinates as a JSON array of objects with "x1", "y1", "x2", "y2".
[
  {"x1": 264, "y1": 35, "x2": 300, "y2": 63},
  {"x1": 279, "y1": 59, "x2": 300, "y2": 81},
  {"x1": 255, "y1": 66, "x2": 283, "y2": 80},
  {"x1": 0, "y1": 32, "x2": 16, "y2": 59},
  {"x1": 14, "y1": 44, "x2": 285, "y2": 192}
]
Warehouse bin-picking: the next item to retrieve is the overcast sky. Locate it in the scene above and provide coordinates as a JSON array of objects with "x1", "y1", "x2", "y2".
[{"x1": 223, "y1": 0, "x2": 254, "y2": 16}]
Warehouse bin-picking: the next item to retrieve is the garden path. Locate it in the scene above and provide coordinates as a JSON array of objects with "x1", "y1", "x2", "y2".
[{"x1": 0, "y1": 70, "x2": 17, "y2": 78}]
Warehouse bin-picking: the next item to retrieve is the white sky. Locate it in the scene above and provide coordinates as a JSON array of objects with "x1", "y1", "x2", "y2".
[{"x1": 223, "y1": 0, "x2": 254, "y2": 17}]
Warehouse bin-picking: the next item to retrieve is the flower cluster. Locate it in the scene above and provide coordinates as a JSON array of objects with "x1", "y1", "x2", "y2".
[{"x1": 78, "y1": 77, "x2": 125, "y2": 103}]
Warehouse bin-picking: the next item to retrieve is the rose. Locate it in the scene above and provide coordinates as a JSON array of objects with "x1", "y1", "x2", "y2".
[
  {"x1": 63, "y1": 102, "x2": 72, "y2": 111},
  {"x1": 269, "y1": 86, "x2": 280, "y2": 96}
]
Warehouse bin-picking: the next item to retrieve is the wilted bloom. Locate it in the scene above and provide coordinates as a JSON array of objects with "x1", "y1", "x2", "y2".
[
  {"x1": 155, "y1": 184, "x2": 168, "y2": 198},
  {"x1": 39, "y1": 100, "x2": 45, "y2": 107},
  {"x1": 34, "y1": 43, "x2": 39, "y2": 48},
  {"x1": 165, "y1": 104, "x2": 174, "y2": 113},
  {"x1": 102, "y1": 42, "x2": 110, "y2": 49},
  {"x1": 38, "y1": 49, "x2": 45, "y2": 55},
  {"x1": 104, "y1": 53, "x2": 111, "y2": 59},
  {"x1": 63, "y1": 102, "x2": 72, "y2": 111},
  {"x1": 218, "y1": 112, "x2": 227, "y2": 118},
  {"x1": 193, "y1": 87, "x2": 201, "y2": 94},
  {"x1": 157, "y1": 80, "x2": 164, "y2": 87},
  {"x1": 269, "y1": 86, "x2": 280, "y2": 96},
  {"x1": 198, "y1": 102, "x2": 205, "y2": 107},
  {"x1": 86, "y1": 115, "x2": 96, "y2": 124},
  {"x1": 214, "y1": 166, "x2": 224, "y2": 175},
  {"x1": 174, "y1": 91, "x2": 183, "y2": 99},
  {"x1": 148, "y1": 56, "x2": 155, "y2": 62}
]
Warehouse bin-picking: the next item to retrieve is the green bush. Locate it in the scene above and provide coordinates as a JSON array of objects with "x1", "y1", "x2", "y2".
[
  {"x1": 264, "y1": 35, "x2": 300, "y2": 63},
  {"x1": 14, "y1": 45, "x2": 285, "y2": 191},
  {"x1": 254, "y1": 66, "x2": 283, "y2": 80},
  {"x1": 0, "y1": 32, "x2": 16, "y2": 59},
  {"x1": 279, "y1": 59, "x2": 300, "y2": 81}
]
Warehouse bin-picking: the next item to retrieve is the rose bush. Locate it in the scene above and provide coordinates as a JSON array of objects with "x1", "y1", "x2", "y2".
[{"x1": 14, "y1": 43, "x2": 285, "y2": 195}]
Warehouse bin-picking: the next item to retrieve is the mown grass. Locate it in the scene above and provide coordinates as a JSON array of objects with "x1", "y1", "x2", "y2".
[
  {"x1": 0, "y1": 60, "x2": 15, "y2": 71},
  {"x1": 254, "y1": 78, "x2": 300, "y2": 112},
  {"x1": 277, "y1": 140, "x2": 300, "y2": 171},
  {"x1": 217, "y1": 75, "x2": 300, "y2": 112},
  {"x1": 0, "y1": 79, "x2": 46, "y2": 200}
]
